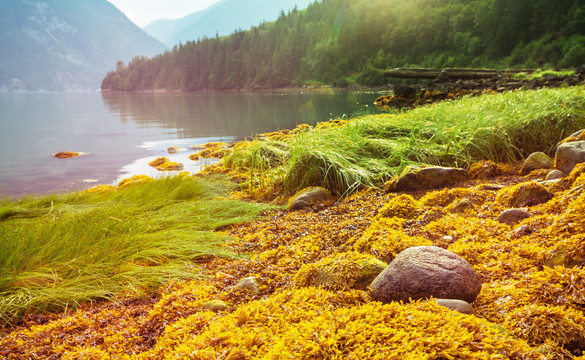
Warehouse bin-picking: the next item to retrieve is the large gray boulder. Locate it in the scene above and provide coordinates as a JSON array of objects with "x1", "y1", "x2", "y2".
[
  {"x1": 555, "y1": 140, "x2": 585, "y2": 174},
  {"x1": 385, "y1": 166, "x2": 468, "y2": 192},
  {"x1": 370, "y1": 246, "x2": 481, "y2": 304}
]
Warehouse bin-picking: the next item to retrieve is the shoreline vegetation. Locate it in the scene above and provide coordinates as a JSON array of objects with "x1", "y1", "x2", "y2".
[{"x1": 2, "y1": 85, "x2": 585, "y2": 358}]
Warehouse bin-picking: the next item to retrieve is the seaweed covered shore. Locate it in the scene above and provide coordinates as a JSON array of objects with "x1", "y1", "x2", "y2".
[{"x1": 2, "y1": 87, "x2": 585, "y2": 359}]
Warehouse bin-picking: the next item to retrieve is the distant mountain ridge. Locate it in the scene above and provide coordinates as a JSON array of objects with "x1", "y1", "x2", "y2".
[
  {"x1": 143, "y1": 0, "x2": 314, "y2": 47},
  {"x1": 0, "y1": 0, "x2": 166, "y2": 92}
]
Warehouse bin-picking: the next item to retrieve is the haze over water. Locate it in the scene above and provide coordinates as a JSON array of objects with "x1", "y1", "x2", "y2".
[{"x1": 0, "y1": 91, "x2": 381, "y2": 197}]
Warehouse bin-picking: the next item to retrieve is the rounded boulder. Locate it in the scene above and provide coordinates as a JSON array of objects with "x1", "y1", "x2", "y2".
[{"x1": 370, "y1": 246, "x2": 481, "y2": 304}]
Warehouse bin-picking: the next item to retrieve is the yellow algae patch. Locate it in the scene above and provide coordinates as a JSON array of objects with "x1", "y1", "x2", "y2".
[
  {"x1": 354, "y1": 217, "x2": 431, "y2": 262},
  {"x1": 376, "y1": 194, "x2": 422, "y2": 219},
  {"x1": 505, "y1": 304, "x2": 585, "y2": 348},
  {"x1": 117, "y1": 175, "x2": 153, "y2": 188},
  {"x1": 148, "y1": 157, "x2": 168, "y2": 167},
  {"x1": 147, "y1": 157, "x2": 184, "y2": 171},
  {"x1": 81, "y1": 184, "x2": 117, "y2": 194},
  {"x1": 293, "y1": 252, "x2": 386, "y2": 291},
  {"x1": 263, "y1": 300, "x2": 538, "y2": 360},
  {"x1": 495, "y1": 181, "x2": 552, "y2": 207}
]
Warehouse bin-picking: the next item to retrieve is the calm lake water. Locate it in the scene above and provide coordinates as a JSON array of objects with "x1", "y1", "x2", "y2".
[{"x1": 0, "y1": 90, "x2": 383, "y2": 197}]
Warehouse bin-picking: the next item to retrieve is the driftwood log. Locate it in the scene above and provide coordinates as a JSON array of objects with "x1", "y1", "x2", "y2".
[{"x1": 383, "y1": 68, "x2": 533, "y2": 80}]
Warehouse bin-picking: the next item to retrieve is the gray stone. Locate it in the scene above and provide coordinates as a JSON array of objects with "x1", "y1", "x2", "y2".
[
  {"x1": 370, "y1": 246, "x2": 482, "y2": 304},
  {"x1": 288, "y1": 187, "x2": 333, "y2": 211},
  {"x1": 434, "y1": 299, "x2": 475, "y2": 314},
  {"x1": 555, "y1": 140, "x2": 585, "y2": 174},
  {"x1": 497, "y1": 209, "x2": 532, "y2": 225},
  {"x1": 545, "y1": 169, "x2": 564, "y2": 180},
  {"x1": 385, "y1": 166, "x2": 468, "y2": 193},
  {"x1": 231, "y1": 276, "x2": 263, "y2": 294},
  {"x1": 520, "y1": 152, "x2": 554, "y2": 175}
]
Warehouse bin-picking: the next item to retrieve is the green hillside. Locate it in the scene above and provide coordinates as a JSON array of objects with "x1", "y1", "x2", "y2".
[
  {"x1": 102, "y1": 0, "x2": 585, "y2": 92},
  {"x1": 0, "y1": 0, "x2": 165, "y2": 92}
]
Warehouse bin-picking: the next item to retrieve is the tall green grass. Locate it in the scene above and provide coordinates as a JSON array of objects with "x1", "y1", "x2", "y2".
[
  {"x1": 226, "y1": 87, "x2": 585, "y2": 197},
  {"x1": 0, "y1": 176, "x2": 273, "y2": 326}
]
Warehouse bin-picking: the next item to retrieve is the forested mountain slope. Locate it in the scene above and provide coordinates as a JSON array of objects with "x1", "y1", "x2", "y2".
[
  {"x1": 102, "y1": 0, "x2": 585, "y2": 91},
  {"x1": 0, "y1": 0, "x2": 165, "y2": 92},
  {"x1": 143, "y1": 0, "x2": 314, "y2": 48}
]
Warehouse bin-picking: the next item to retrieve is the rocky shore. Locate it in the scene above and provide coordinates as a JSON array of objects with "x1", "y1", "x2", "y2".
[{"x1": 375, "y1": 66, "x2": 585, "y2": 108}]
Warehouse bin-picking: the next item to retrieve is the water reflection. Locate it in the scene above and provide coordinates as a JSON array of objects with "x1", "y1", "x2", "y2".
[
  {"x1": 101, "y1": 90, "x2": 380, "y2": 140},
  {"x1": 0, "y1": 91, "x2": 380, "y2": 197}
]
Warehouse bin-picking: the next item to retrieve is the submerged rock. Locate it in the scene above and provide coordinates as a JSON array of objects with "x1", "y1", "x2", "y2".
[
  {"x1": 520, "y1": 152, "x2": 553, "y2": 175},
  {"x1": 385, "y1": 166, "x2": 468, "y2": 192},
  {"x1": 288, "y1": 187, "x2": 333, "y2": 210},
  {"x1": 167, "y1": 146, "x2": 186, "y2": 154},
  {"x1": 53, "y1": 151, "x2": 85, "y2": 159},
  {"x1": 370, "y1": 246, "x2": 481, "y2": 304}
]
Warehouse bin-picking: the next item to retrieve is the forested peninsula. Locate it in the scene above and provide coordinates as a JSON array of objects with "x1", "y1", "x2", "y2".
[{"x1": 101, "y1": 0, "x2": 585, "y2": 91}]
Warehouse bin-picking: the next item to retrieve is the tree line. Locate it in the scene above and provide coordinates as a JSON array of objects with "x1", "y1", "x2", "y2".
[{"x1": 101, "y1": 0, "x2": 585, "y2": 91}]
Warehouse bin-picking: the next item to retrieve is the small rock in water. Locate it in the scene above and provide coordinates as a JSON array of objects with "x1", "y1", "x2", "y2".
[
  {"x1": 167, "y1": 146, "x2": 186, "y2": 154},
  {"x1": 53, "y1": 151, "x2": 85, "y2": 159}
]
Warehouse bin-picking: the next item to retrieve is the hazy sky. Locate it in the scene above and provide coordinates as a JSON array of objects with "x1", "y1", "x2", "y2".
[{"x1": 107, "y1": 0, "x2": 222, "y2": 27}]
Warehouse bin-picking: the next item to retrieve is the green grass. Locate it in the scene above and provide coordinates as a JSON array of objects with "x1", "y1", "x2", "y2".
[
  {"x1": 511, "y1": 69, "x2": 576, "y2": 80},
  {"x1": 226, "y1": 87, "x2": 585, "y2": 197},
  {"x1": 0, "y1": 176, "x2": 274, "y2": 326}
]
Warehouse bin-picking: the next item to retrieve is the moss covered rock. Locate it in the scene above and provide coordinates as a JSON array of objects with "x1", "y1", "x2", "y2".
[
  {"x1": 294, "y1": 252, "x2": 386, "y2": 291},
  {"x1": 520, "y1": 152, "x2": 554, "y2": 175},
  {"x1": 288, "y1": 186, "x2": 333, "y2": 211},
  {"x1": 385, "y1": 166, "x2": 468, "y2": 192}
]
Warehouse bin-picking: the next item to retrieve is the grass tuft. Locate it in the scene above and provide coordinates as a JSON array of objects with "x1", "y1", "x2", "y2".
[
  {"x1": 0, "y1": 175, "x2": 274, "y2": 326},
  {"x1": 225, "y1": 87, "x2": 585, "y2": 198}
]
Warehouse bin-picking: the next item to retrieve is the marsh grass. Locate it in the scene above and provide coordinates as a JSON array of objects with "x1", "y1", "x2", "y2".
[
  {"x1": 511, "y1": 69, "x2": 576, "y2": 80},
  {"x1": 226, "y1": 87, "x2": 585, "y2": 197},
  {"x1": 0, "y1": 176, "x2": 274, "y2": 326}
]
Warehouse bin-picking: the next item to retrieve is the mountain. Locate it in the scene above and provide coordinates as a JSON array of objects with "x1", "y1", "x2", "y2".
[
  {"x1": 103, "y1": 0, "x2": 585, "y2": 92},
  {"x1": 0, "y1": 0, "x2": 166, "y2": 92},
  {"x1": 143, "y1": 0, "x2": 314, "y2": 47}
]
